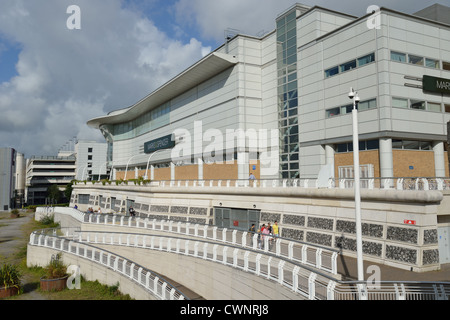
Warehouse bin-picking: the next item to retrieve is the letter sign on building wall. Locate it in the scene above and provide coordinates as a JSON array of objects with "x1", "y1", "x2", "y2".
[
  {"x1": 423, "y1": 75, "x2": 450, "y2": 95},
  {"x1": 144, "y1": 134, "x2": 175, "y2": 154}
]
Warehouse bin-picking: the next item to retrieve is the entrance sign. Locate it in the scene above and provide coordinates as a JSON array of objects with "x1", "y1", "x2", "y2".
[
  {"x1": 423, "y1": 75, "x2": 450, "y2": 95},
  {"x1": 144, "y1": 134, "x2": 175, "y2": 154}
]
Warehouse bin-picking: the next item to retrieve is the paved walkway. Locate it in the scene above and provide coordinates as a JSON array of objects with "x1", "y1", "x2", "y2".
[
  {"x1": 337, "y1": 253, "x2": 450, "y2": 283},
  {"x1": 0, "y1": 211, "x2": 48, "y2": 300}
]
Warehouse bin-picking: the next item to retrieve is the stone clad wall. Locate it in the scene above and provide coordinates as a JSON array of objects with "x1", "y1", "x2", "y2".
[{"x1": 71, "y1": 183, "x2": 444, "y2": 272}]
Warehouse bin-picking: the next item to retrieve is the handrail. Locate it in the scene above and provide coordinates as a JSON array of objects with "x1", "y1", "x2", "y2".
[
  {"x1": 62, "y1": 229, "x2": 338, "y2": 300},
  {"x1": 28, "y1": 228, "x2": 187, "y2": 300},
  {"x1": 40, "y1": 208, "x2": 450, "y2": 300},
  {"x1": 84, "y1": 213, "x2": 339, "y2": 276},
  {"x1": 73, "y1": 177, "x2": 450, "y2": 191}
]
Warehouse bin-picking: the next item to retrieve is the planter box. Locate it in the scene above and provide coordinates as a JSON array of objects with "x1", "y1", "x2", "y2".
[
  {"x1": 0, "y1": 286, "x2": 20, "y2": 298},
  {"x1": 40, "y1": 275, "x2": 69, "y2": 292}
]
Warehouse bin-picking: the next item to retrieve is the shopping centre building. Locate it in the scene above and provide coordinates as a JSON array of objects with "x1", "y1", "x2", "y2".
[{"x1": 87, "y1": 3, "x2": 450, "y2": 183}]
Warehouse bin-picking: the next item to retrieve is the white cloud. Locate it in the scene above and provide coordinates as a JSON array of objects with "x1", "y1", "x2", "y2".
[
  {"x1": 0, "y1": 0, "x2": 210, "y2": 157},
  {"x1": 173, "y1": 0, "x2": 296, "y2": 42}
]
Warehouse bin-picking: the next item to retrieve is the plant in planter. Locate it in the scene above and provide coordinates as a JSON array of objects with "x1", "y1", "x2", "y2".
[
  {"x1": 10, "y1": 209, "x2": 20, "y2": 219},
  {"x1": 40, "y1": 253, "x2": 69, "y2": 292},
  {"x1": 0, "y1": 263, "x2": 21, "y2": 298}
]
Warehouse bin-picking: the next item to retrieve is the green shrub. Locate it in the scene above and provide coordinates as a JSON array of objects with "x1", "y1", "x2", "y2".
[
  {"x1": 44, "y1": 253, "x2": 67, "y2": 279},
  {"x1": 0, "y1": 264, "x2": 21, "y2": 289}
]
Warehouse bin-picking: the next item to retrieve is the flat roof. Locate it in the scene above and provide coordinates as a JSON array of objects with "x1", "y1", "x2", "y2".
[{"x1": 87, "y1": 51, "x2": 238, "y2": 129}]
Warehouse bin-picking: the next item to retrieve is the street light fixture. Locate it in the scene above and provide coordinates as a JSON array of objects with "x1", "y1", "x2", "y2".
[
  {"x1": 348, "y1": 87, "x2": 364, "y2": 283},
  {"x1": 144, "y1": 149, "x2": 164, "y2": 180},
  {"x1": 124, "y1": 154, "x2": 142, "y2": 181}
]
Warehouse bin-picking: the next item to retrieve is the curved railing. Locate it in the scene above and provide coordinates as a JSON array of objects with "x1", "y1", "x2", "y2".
[
  {"x1": 36, "y1": 208, "x2": 450, "y2": 300},
  {"x1": 83, "y1": 213, "x2": 340, "y2": 276},
  {"x1": 28, "y1": 228, "x2": 187, "y2": 300},
  {"x1": 68, "y1": 229, "x2": 337, "y2": 300}
]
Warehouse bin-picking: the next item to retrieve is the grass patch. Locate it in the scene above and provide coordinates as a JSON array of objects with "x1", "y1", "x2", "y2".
[
  {"x1": 5, "y1": 211, "x2": 133, "y2": 300},
  {"x1": 38, "y1": 278, "x2": 133, "y2": 300}
]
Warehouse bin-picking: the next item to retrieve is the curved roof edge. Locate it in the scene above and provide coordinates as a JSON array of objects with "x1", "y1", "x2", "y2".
[{"x1": 87, "y1": 51, "x2": 238, "y2": 129}]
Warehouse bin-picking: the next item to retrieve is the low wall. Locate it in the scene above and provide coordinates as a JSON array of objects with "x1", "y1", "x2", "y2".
[
  {"x1": 70, "y1": 184, "x2": 445, "y2": 272},
  {"x1": 91, "y1": 244, "x2": 301, "y2": 300},
  {"x1": 26, "y1": 245, "x2": 158, "y2": 300}
]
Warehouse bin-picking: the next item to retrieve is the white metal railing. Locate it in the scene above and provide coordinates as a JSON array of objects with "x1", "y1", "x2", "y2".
[
  {"x1": 43, "y1": 209, "x2": 450, "y2": 300},
  {"x1": 28, "y1": 229, "x2": 186, "y2": 300},
  {"x1": 84, "y1": 213, "x2": 339, "y2": 276},
  {"x1": 67, "y1": 229, "x2": 335, "y2": 300},
  {"x1": 29, "y1": 228, "x2": 450, "y2": 300},
  {"x1": 77, "y1": 177, "x2": 450, "y2": 191}
]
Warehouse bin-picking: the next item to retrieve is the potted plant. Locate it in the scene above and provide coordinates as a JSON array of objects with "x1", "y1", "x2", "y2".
[
  {"x1": 40, "y1": 253, "x2": 69, "y2": 292},
  {"x1": 0, "y1": 263, "x2": 21, "y2": 298}
]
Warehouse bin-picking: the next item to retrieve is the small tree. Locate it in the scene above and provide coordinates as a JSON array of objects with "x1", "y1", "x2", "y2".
[
  {"x1": 47, "y1": 184, "x2": 62, "y2": 204},
  {"x1": 64, "y1": 181, "x2": 74, "y2": 200}
]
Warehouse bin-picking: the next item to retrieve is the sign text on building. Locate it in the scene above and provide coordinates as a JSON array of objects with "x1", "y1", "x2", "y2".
[
  {"x1": 144, "y1": 134, "x2": 175, "y2": 154},
  {"x1": 423, "y1": 75, "x2": 450, "y2": 95}
]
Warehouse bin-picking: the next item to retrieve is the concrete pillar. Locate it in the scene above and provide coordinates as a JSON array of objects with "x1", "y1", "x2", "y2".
[
  {"x1": 150, "y1": 165, "x2": 154, "y2": 180},
  {"x1": 433, "y1": 141, "x2": 446, "y2": 177},
  {"x1": 198, "y1": 158, "x2": 203, "y2": 180},
  {"x1": 325, "y1": 145, "x2": 335, "y2": 178},
  {"x1": 379, "y1": 138, "x2": 394, "y2": 188},
  {"x1": 379, "y1": 138, "x2": 394, "y2": 178},
  {"x1": 237, "y1": 152, "x2": 249, "y2": 180},
  {"x1": 171, "y1": 162, "x2": 175, "y2": 181}
]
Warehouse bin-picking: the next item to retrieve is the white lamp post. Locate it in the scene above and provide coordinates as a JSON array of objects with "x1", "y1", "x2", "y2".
[
  {"x1": 348, "y1": 87, "x2": 364, "y2": 283},
  {"x1": 124, "y1": 154, "x2": 141, "y2": 181},
  {"x1": 144, "y1": 149, "x2": 164, "y2": 180}
]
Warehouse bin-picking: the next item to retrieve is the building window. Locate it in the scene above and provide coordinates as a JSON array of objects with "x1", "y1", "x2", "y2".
[
  {"x1": 445, "y1": 104, "x2": 450, "y2": 113},
  {"x1": 392, "y1": 139, "x2": 433, "y2": 150},
  {"x1": 88, "y1": 147, "x2": 93, "y2": 153},
  {"x1": 410, "y1": 99, "x2": 425, "y2": 110},
  {"x1": 427, "y1": 102, "x2": 441, "y2": 112},
  {"x1": 444, "y1": 61, "x2": 450, "y2": 71},
  {"x1": 340, "y1": 60, "x2": 357, "y2": 73},
  {"x1": 358, "y1": 53, "x2": 375, "y2": 67},
  {"x1": 326, "y1": 98, "x2": 377, "y2": 118},
  {"x1": 325, "y1": 66, "x2": 339, "y2": 78},
  {"x1": 326, "y1": 107, "x2": 340, "y2": 118},
  {"x1": 88, "y1": 155, "x2": 92, "y2": 160},
  {"x1": 408, "y1": 55, "x2": 423, "y2": 66},
  {"x1": 391, "y1": 51, "x2": 447, "y2": 71},
  {"x1": 392, "y1": 97, "x2": 408, "y2": 108},
  {"x1": 425, "y1": 58, "x2": 439, "y2": 69},
  {"x1": 335, "y1": 139, "x2": 379, "y2": 153},
  {"x1": 393, "y1": 97, "x2": 443, "y2": 112},
  {"x1": 325, "y1": 52, "x2": 375, "y2": 78},
  {"x1": 391, "y1": 51, "x2": 406, "y2": 62}
]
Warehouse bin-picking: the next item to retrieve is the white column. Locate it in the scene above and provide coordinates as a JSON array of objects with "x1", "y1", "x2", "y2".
[
  {"x1": 325, "y1": 145, "x2": 335, "y2": 178},
  {"x1": 237, "y1": 152, "x2": 249, "y2": 180},
  {"x1": 379, "y1": 138, "x2": 394, "y2": 185},
  {"x1": 150, "y1": 165, "x2": 155, "y2": 180},
  {"x1": 171, "y1": 162, "x2": 175, "y2": 181},
  {"x1": 198, "y1": 158, "x2": 203, "y2": 180},
  {"x1": 433, "y1": 141, "x2": 446, "y2": 177}
]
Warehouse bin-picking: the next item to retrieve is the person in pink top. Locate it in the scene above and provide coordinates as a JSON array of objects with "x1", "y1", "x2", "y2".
[{"x1": 261, "y1": 225, "x2": 270, "y2": 249}]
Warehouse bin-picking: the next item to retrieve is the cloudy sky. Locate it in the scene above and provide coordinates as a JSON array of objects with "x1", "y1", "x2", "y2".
[{"x1": 0, "y1": 0, "x2": 447, "y2": 158}]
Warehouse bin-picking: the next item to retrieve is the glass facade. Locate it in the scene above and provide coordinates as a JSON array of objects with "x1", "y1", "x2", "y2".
[
  {"x1": 276, "y1": 9, "x2": 299, "y2": 179},
  {"x1": 102, "y1": 103, "x2": 170, "y2": 142}
]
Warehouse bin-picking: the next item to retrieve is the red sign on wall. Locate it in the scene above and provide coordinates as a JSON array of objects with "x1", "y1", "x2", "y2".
[
  {"x1": 404, "y1": 220, "x2": 416, "y2": 225},
  {"x1": 233, "y1": 220, "x2": 239, "y2": 227}
]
